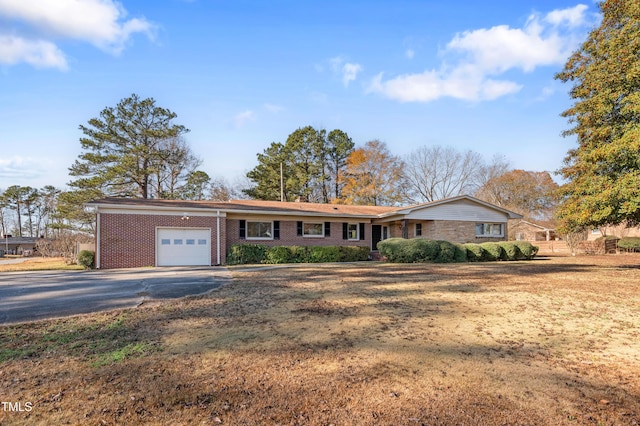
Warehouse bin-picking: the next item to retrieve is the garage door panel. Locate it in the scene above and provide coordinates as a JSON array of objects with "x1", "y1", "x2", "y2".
[{"x1": 157, "y1": 228, "x2": 211, "y2": 266}]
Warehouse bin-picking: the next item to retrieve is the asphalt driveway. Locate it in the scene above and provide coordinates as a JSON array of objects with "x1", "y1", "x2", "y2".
[{"x1": 0, "y1": 267, "x2": 232, "y2": 325}]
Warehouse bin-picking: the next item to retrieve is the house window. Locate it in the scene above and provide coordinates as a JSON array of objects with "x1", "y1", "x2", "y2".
[
  {"x1": 382, "y1": 226, "x2": 388, "y2": 240},
  {"x1": 303, "y1": 222, "x2": 324, "y2": 237},
  {"x1": 186, "y1": 239, "x2": 195, "y2": 245},
  {"x1": 415, "y1": 223, "x2": 422, "y2": 237},
  {"x1": 247, "y1": 221, "x2": 273, "y2": 239},
  {"x1": 174, "y1": 239, "x2": 183, "y2": 245},
  {"x1": 476, "y1": 223, "x2": 503, "y2": 237},
  {"x1": 161, "y1": 239, "x2": 170, "y2": 245},
  {"x1": 198, "y1": 239, "x2": 207, "y2": 245},
  {"x1": 348, "y1": 223, "x2": 359, "y2": 240}
]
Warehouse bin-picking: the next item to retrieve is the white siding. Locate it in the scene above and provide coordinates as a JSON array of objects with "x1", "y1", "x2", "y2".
[{"x1": 404, "y1": 199, "x2": 508, "y2": 222}]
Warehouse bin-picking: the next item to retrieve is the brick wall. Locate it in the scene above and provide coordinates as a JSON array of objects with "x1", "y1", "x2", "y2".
[
  {"x1": 381, "y1": 220, "x2": 507, "y2": 243},
  {"x1": 226, "y1": 217, "x2": 372, "y2": 251},
  {"x1": 99, "y1": 213, "x2": 226, "y2": 269}
]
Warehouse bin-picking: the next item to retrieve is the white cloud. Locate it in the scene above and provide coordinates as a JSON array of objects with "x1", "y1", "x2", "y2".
[
  {"x1": 329, "y1": 56, "x2": 363, "y2": 87},
  {"x1": 0, "y1": 156, "x2": 51, "y2": 182},
  {"x1": 0, "y1": 0, "x2": 155, "y2": 69},
  {"x1": 544, "y1": 4, "x2": 589, "y2": 28},
  {"x1": 368, "y1": 5, "x2": 591, "y2": 103},
  {"x1": 263, "y1": 103, "x2": 284, "y2": 113},
  {"x1": 0, "y1": 35, "x2": 67, "y2": 70},
  {"x1": 232, "y1": 110, "x2": 254, "y2": 128},
  {"x1": 405, "y1": 49, "x2": 415, "y2": 59}
]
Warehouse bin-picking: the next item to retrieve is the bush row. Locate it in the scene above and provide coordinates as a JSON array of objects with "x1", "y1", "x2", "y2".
[
  {"x1": 226, "y1": 244, "x2": 370, "y2": 265},
  {"x1": 377, "y1": 238, "x2": 538, "y2": 263},
  {"x1": 618, "y1": 237, "x2": 640, "y2": 252}
]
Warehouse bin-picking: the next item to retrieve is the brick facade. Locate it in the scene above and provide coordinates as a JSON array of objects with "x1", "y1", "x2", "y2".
[
  {"x1": 384, "y1": 220, "x2": 507, "y2": 243},
  {"x1": 99, "y1": 213, "x2": 225, "y2": 269},
  {"x1": 226, "y1": 216, "x2": 372, "y2": 250}
]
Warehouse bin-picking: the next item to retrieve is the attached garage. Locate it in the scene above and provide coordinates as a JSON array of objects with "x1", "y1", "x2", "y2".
[{"x1": 156, "y1": 228, "x2": 211, "y2": 266}]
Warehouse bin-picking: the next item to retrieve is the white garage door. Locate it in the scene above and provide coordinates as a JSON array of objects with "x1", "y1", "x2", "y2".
[{"x1": 157, "y1": 228, "x2": 211, "y2": 266}]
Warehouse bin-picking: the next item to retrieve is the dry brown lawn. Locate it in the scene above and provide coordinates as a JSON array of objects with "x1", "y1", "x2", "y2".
[
  {"x1": 0, "y1": 257, "x2": 84, "y2": 272},
  {"x1": 1, "y1": 255, "x2": 639, "y2": 425}
]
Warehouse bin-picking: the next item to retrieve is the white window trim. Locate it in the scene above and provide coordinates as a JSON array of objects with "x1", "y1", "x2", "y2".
[
  {"x1": 303, "y1": 222, "x2": 325, "y2": 238},
  {"x1": 476, "y1": 223, "x2": 504, "y2": 238},
  {"x1": 246, "y1": 221, "x2": 274, "y2": 240},
  {"x1": 347, "y1": 223, "x2": 359, "y2": 241}
]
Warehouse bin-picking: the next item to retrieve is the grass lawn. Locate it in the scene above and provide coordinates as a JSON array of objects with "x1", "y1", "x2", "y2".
[
  {"x1": 0, "y1": 257, "x2": 84, "y2": 272},
  {"x1": 1, "y1": 255, "x2": 639, "y2": 425}
]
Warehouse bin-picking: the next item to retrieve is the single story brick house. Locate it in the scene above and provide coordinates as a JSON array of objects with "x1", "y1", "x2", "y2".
[{"x1": 87, "y1": 195, "x2": 522, "y2": 269}]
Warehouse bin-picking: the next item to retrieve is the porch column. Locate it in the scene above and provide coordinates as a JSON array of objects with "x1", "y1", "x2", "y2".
[{"x1": 402, "y1": 219, "x2": 409, "y2": 239}]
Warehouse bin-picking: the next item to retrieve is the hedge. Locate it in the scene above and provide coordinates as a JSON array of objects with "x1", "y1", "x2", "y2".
[
  {"x1": 378, "y1": 238, "x2": 538, "y2": 263},
  {"x1": 227, "y1": 244, "x2": 370, "y2": 265},
  {"x1": 618, "y1": 237, "x2": 640, "y2": 252}
]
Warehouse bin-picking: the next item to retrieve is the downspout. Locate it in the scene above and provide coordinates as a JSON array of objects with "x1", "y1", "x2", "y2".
[
  {"x1": 96, "y1": 211, "x2": 101, "y2": 269},
  {"x1": 216, "y1": 211, "x2": 221, "y2": 265}
]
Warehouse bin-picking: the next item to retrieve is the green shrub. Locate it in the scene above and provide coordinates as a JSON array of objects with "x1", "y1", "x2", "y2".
[
  {"x1": 288, "y1": 246, "x2": 310, "y2": 263},
  {"x1": 338, "y1": 246, "x2": 370, "y2": 262},
  {"x1": 227, "y1": 244, "x2": 268, "y2": 265},
  {"x1": 435, "y1": 240, "x2": 457, "y2": 263},
  {"x1": 514, "y1": 241, "x2": 539, "y2": 259},
  {"x1": 414, "y1": 239, "x2": 441, "y2": 262},
  {"x1": 498, "y1": 242, "x2": 522, "y2": 261},
  {"x1": 463, "y1": 244, "x2": 484, "y2": 262},
  {"x1": 77, "y1": 250, "x2": 95, "y2": 269},
  {"x1": 453, "y1": 243, "x2": 468, "y2": 262},
  {"x1": 618, "y1": 237, "x2": 640, "y2": 252},
  {"x1": 264, "y1": 246, "x2": 294, "y2": 264},
  {"x1": 377, "y1": 238, "x2": 410, "y2": 262},
  {"x1": 480, "y1": 242, "x2": 504, "y2": 261},
  {"x1": 309, "y1": 246, "x2": 341, "y2": 262}
]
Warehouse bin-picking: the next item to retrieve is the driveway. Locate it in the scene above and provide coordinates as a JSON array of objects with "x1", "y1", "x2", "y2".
[{"x1": 0, "y1": 267, "x2": 232, "y2": 325}]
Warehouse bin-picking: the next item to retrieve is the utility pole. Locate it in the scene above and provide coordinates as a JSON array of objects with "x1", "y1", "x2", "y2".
[{"x1": 280, "y1": 162, "x2": 284, "y2": 202}]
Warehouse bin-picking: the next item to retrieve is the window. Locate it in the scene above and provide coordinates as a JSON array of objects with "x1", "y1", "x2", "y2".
[
  {"x1": 382, "y1": 226, "x2": 388, "y2": 240},
  {"x1": 348, "y1": 223, "x2": 359, "y2": 240},
  {"x1": 186, "y1": 239, "x2": 195, "y2": 245},
  {"x1": 476, "y1": 223, "x2": 503, "y2": 237},
  {"x1": 198, "y1": 239, "x2": 207, "y2": 245},
  {"x1": 303, "y1": 222, "x2": 324, "y2": 237},
  {"x1": 174, "y1": 239, "x2": 183, "y2": 245},
  {"x1": 415, "y1": 223, "x2": 422, "y2": 237},
  {"x1": 161, "y1": 239, "x2": 170, "y2": 245},
  {"x1": 247, "y1": 221, "x2": 273, "y2": 239}
]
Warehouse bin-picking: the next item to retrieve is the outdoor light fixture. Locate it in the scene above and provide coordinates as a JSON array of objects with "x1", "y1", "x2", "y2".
[{"x1": 181, "y1": 213, "x2": 190, "y2": 221}]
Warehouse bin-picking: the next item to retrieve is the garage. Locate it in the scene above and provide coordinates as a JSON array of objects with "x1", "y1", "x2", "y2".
[{"x1": 156, "y1": 228, "x2": 211, "y2": 266}]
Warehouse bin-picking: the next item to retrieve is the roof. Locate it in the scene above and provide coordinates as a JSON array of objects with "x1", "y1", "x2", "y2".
[
  {"x1": 88, "y1": 195, "x2": 522, "y2": 219},
  {"x1": 88, "y1": 197, "x2": 398, "y2": 218}
]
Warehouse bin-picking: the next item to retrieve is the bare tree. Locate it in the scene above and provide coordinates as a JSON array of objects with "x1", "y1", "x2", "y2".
[{"x1": 404, "y1": 146, "x2": 488, "y2": 203}]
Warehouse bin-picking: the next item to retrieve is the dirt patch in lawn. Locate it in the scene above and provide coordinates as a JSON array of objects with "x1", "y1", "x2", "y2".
[{"x1": 1, "y1": 255, "x2": 639, "y2": 425}]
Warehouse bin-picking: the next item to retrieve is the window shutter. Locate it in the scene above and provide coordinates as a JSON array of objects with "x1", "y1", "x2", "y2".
[
  {"x1": 342, "y1": 223, "x2": 348, "y2": 240},
  {"x1": 274, "y1": 221, "x2": 280, "y2": 240},
  {"x1": 359, "y1": 223, "x2": 365, "y2": 240},
  {"x1": 324, "y1": 222, "x2": 331, "y2": 237},
  {"x1": 239, "y1": 220, "x2": 246, "y2": 239},
  {"x1": 297, "y1": 221, "x2": 303, "y2": 237}
]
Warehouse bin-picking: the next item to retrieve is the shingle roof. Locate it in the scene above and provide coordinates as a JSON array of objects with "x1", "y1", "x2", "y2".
[{"x1": 88, "y1": 197, "x2": 399, "y2": 217}]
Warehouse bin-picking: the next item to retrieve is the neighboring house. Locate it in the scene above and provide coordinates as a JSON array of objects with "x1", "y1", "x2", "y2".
[
  {"x1": 587, "y1": 223, "x2": 640, "y2": 241},
  {"x1": 510, "y1": 220, "x2": 558, "y2": 241},
  {"x1": 0, "y1": 236, "x2": 38, "y2": 256},
  {"x1": 87, "y1": 195, "x2": 522, "y2": 269}
]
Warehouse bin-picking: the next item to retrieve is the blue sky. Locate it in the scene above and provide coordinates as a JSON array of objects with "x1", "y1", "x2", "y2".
[{"x1": 0, "y1": 0, "x2": 599, "y2": 191}]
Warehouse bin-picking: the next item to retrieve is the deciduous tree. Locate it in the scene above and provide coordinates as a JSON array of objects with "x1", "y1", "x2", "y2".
[
  {"x1": 405, "y1": 146, "x2": 491, "y2": 203},
  {"x1": 339, "y1": 140, "x2": 406, "y2": 206},
  {"x1": 555, "y1": 0, "x2": 640, "y2": 232},
  {"x1": 475, "y1": 170, "x2": 559, "y2": 221}
]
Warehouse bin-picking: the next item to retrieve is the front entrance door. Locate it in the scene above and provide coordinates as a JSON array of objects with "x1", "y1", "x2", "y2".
[{"x1": 371, "y1": 225, "x2": 382, "y2": 251}]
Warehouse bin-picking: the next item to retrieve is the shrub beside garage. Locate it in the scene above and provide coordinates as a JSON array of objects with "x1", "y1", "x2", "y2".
[{"x1": 378, "y1": 238, "x2": 538, "y2": 263}]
